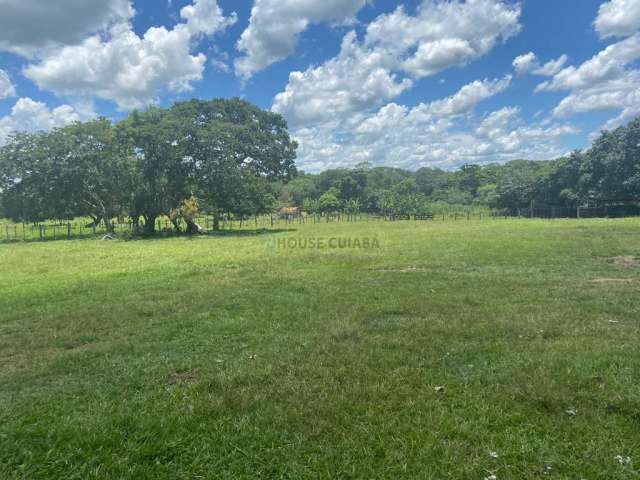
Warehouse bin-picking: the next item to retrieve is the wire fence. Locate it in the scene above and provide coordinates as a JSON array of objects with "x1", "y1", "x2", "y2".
[{"x1": 1, "y1": 206, "x2": 639, "y2": 243}]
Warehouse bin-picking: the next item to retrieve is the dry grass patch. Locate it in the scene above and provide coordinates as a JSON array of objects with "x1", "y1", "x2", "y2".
[
  {"x1": 608, "y1": 256, "x2": 640, "y2": 267},
  {"x1": 589, "y1": 278, "x2": 636, "y2": 284},
  {"x1": 377, "y1": 266, "x2": 434, "y2": 273}
]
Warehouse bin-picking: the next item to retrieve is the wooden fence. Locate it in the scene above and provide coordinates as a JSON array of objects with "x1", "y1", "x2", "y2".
[{"x1": 1, "y1": 207, "x2": 638, "y2": 243}]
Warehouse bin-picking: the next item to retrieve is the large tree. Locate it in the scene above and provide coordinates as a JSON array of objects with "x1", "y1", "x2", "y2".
[
  {"x1": 64, "y1": 119, "x2": 135, "y2": 232},
  {"x1": 580, "y1": 118, "x2": 640, "y2": 204},
  {"x1": 168, "y1": 98, "x2": 297, "y2": 231},
  {"x1": 0, "y1": 130, "x2": 88, "y2": 223}
]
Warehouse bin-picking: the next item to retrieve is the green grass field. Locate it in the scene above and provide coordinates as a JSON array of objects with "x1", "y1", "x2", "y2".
[{"x1": 1, "y1": 219, "x2": 639, "y2": 479}]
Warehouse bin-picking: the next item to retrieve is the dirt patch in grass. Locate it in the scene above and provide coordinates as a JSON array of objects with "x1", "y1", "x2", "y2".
[
  {"x1": 608, "y1": 256, "x2": 640, "y2": 268},
  {"x1": 0, "y1": 352, "x2": 28, "y2": 375},
  {"x1": 378, "y1": 266, "x2": 433, "y2": 273},
  {"x1": 589, "y1": 278, "x2": 636, "y2": 284},
  {"x1": 166, "y1": 369, "x2": 198, "y2": 385}
]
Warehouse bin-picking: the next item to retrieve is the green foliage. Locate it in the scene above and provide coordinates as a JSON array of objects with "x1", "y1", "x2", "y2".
[
  {"x1": 274, "y1": 115, "x2": 640, "y2": 216},
  {"x1": 318, "y1": 189, "x2": 341, "y2": 213},
  {"x1": 302, "y1": 197, "x2": 320, "y2": 214},
  {"x1": 0, "y1": 98, "x2": 297, "y2": 233}
]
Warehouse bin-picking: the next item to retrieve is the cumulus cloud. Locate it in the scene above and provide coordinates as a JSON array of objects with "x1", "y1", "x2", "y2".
[
  {"x1": 0, "y1": 0, "x2": 134, "y2": 57},
  {"x1": 294, "y1": 104, "x2": 577, "y2": 172},
  {"x1": 0, "y1": 70, "x2": 17, "y2": 99},
  {"x1": 537, "y1": 34, "x2": 640, "y2": 92},
  {"x1": 536, "y1": 33, "x2": 640, "y2": 130},
  {"x1": 273, "y1": 0, "x2": 521, "y2": 127},
  {"x1": 286, "y1": 74, "x2": 576, "y2": 172},
  {"x1": 0, "y1": 98, "x2": 91, "y2": 145},
  {"x1": 407, "y1": 75, "x2": 512, "y2": 120},
  {"x1": 371, "y1": 0, "x2": 521, "y2": 78},
  {"x1": 235, "y1": 0, "x2": 369, "y2": 79},
  {"x1": 513, "y1": 52, "x2": 568, "y2": 76},
  {"x1": 595, "y1": 0, "x2": 640, "y2": 39},
  {"x1": 272, "y1": 31, "x2": 413, "y2": 127},
  {"x1": 552, "y1": 70, "x2": 640, "y2": 129},
  {"x1": 513, "y1": 52, "x2": 538, "y2": 74},
  {"x1": 23, "y1": 0, "x2": 236, "y2": 110}
]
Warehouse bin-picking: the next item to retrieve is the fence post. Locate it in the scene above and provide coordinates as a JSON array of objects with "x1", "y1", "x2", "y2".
[{"x1": 67, "y1": 223, "x2": 71, "y2": 239}]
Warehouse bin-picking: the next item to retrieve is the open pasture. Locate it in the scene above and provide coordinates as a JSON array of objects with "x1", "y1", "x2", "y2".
[{"x1": 1, "y1": 219, "x2": 639, "y2": 479}]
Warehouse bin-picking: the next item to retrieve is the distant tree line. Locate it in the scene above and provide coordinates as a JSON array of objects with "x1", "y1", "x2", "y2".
[
  {"x1": 278, "y1": 116, "x2": 640, "y2": 216},
  {"x1": 1, "y1": 105, "x2": 638, "y2": 230},
  {"x1": 0, "y1": 98, "x2": 297, "y2": 233}
]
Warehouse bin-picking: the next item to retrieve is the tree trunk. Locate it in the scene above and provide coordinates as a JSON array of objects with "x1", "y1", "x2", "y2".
[
  {"x1": 85, "y1": 215, "x2": 101, "y2": 228},
  {"x1": 104, "y1": 217, "x2": 115, "y2": 234},
  {"x1": 185, "y1": 217, "x2": 205, "y2": 234},
  {"x1": 143, "y1": 215, "x2": 157, "y2": 235},
  {"x1": 171, "y1": 218, "x2": 182, "y2": 233},
  {"x1": 212, "y1": 213, "x2": 220, "y2": 231}
]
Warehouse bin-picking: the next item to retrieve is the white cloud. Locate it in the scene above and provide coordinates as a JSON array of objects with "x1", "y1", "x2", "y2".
[
  {"x1": 286, "y1": 75, "x2": 576, "y2": 172},
  {"x1": 355, "y1": 76, "x2": 511, "y2": 136},
  {"x1": 180, "y1": 0, "x2": 238, "y2": 36},
  {"x1": 0, "y1": 70, "x2": 17, "y2": 99},
  {"x1": 513, "y1": 52, "x2": 567, "y2": 76},
  {"x1": 372, "y1": 0, "x2": 521, "y2": 78},
  {"x1": 552, "y1": 70, "x2": 640, "y2": 128},
  {"x1": 293, "y1": 104, "x2": 577, "y2": 172},
  {"x1": 595, "y1": 0, "x2": 640, "y2": 39},
  {"x1": 403, "y1": 38, "x2": 477, "y2": 78},
  {"x1": 272, "y1": 31, "x2": 413, "y2": 127},
  {"x1": 407, "y1": 75, "x2": 512, "y2": 120},
  {"x1": 23, "y1": 0, "x2": 236, "y2": 110},
  {"x1": 535, "y1": 33, "x2": 640, "y2": 129},
  {"x1": 0, "y1": 0, "x2": 134, "y2": 57},
  {"x1": 235, "y1": 0, "x2": 368, "y2": 80},
  {"x1": 0, "y1": 98, "x2": 91, "y2": 144},
  {"x1": 534, "y1": 55, "x2": 569, "y2": 76},
  {"x1": 537, "y1": 34, "x2": 640, "y2": 92},
  {"x1": 513, "y1": 52, "x2": 538, "y2": 74},
  {"x1": 273, "y1": 0, "x2": 521, "y2": 127}
]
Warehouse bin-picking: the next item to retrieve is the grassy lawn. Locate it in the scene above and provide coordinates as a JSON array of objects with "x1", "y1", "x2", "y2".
[{"x1": 1, "y1": 218, "x2": 639, "y2": 479}]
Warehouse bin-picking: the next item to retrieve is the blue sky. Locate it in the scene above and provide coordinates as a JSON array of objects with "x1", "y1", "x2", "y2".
[{"x1": 1, "y1": 0, "x2": 639, "y2": 171}]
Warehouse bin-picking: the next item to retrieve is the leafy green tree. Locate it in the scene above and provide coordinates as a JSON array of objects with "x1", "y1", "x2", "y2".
[
  {"x1": 0, "y1": 122, "x2": 132, "y2": 231},
  {"x1": 279, "y1": 174, "x2": 317, "y2": 206},
  {"x1": 117, "y1": 98, "x2": 297, "y2": 233},
  {"x1": 169, "y1": 98, "x2": 297, "y2": 231},
  {"x1": 116, "y1": 107, "x2": 192, "y2": 233},
  {"x1": 64, "y1": 119, "x2": 135, "y2": 232},
  {"x1": 457, "y1": 164, "x2": 482, "y2": 197},
  {"x1": 415, "y1": 167, "x2": 450, "y2": 196},
  {"x1": 319, "y1": 189, "x2": 341, "y2": 214},
  {"x1": 302, "y1": 198, "x2": 320, "y2": 214},
  {"x1": 581, "y1": 119, "x2": 640, "y2": 203},
  {"x1": 344, "y1": 199, "x2": 361, "y2": 216},
  {"x1": 377, "y1": 190, "x2": 397, "y2": 217}
]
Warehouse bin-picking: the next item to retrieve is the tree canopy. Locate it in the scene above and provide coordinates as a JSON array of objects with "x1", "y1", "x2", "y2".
[
  {"x1": 0, "y1": 98, "x2": 297, "y2": 232},
  {"x1": 281, "y1": 116, "x2": 640, "y2": 216},
  {"x1": 1, "y1": 109, "x2": 639, "y2": 226}
]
